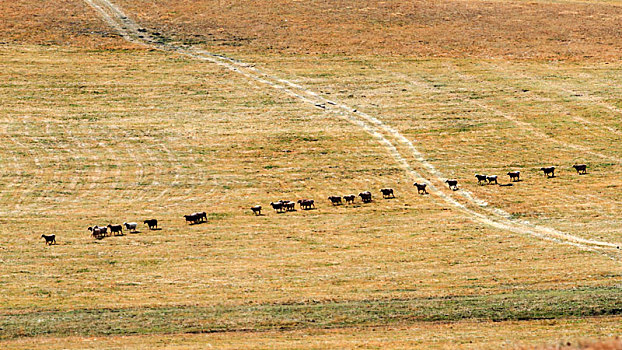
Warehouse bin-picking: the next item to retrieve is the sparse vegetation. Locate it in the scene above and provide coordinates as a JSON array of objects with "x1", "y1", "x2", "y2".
[{"x1": 0, "y1": 0, "x2": 621, "y2": 348}]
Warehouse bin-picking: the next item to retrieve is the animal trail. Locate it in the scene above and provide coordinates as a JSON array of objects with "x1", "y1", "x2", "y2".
[{"x1": 85, "y1": 0, "x2": 621, "y2": 258}]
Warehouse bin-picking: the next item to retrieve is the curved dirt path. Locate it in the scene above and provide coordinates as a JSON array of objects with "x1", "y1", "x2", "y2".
[{"x1": 84, "y1": 0, "x2": 621, "y2": 258}]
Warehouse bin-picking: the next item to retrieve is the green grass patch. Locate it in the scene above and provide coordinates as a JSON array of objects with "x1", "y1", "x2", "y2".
[{"x1": 1, "y1": 287, "x2": 620, "y2": 339}]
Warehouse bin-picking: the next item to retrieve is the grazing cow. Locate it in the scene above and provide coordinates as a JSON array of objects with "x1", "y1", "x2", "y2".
[
  {"x1": 445, "y1": 179, "x2": 459, "y2": 191},
  {"x1": 143, "y1": 219, "x2": 158, "y2": 230},
  {"x1": 270, "y1": 201, "x2": 285, "y2": 213},
  {"x1": 343, "y1": 194, "x2": 356, "y2": 204},
  {"x1": 107, "y1": 224, "x2": 123, "y2": 236},
  {"x1": 475, "y1": 174, "x2": 487, "y2": 185},
  {"x1": 184, "y1": 214, "x2": 199, "y2": 224},
  {"x1": 573, "y1": 164, "x2": 587, "y2": 175},
  {"x1": 486, "y1": 175, "x2": 498, "y2": 185},
  {"x1": 251, "y1": 205, "x2": 262, "y2": 216},
  {"x1": 359, "y1": 191, "x2": 372, "y2": 203},
  {"x1": 507, "y1": 171, "x2": 520, "y2": 182},
  {"x1": 413, "y1": 182, "x2": 428, "y2": 195},
  {"x1": 297, "y1": 199, "x2": 315, "y2": 210},
  {"x1": 328, "y1": 196, "x2": 343, "y2": 205},
  {"x1": 123, "y1": 222, "x2": 138, "y2": 232},
  {"x1": 541, "y1": 166, "x2": 555, "y2": 178},
  {"x1": 380, "y1": 188, "x2": 395, "y2": 199},
  {"x1": 41, "y1": 234, "x2": 56, "y2": 245}
]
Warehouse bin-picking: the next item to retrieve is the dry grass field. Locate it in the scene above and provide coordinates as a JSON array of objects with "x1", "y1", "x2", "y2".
[
  {"x1": 113, "y1": 0, "x2": 622, "y2": 59},
  {"x1": 1, "y1": 0, "x2": 621, "y2": 348}
]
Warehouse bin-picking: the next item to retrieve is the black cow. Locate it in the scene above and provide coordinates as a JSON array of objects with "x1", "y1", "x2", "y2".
[
  {"x1": 184, "y1": 214, "x2": 200, "y2": 224},
  {"x1": 41, "y1": 234, "x2": 56, "y2": 245},
  {"x1": 380, "y1": 188, "x2": 395, "y2": 199},
  {"x1": 270, "y1": 201, "x2": 285, "y2": 213},
  {"x1": 475, "y1": 174, "x2": 487, "y2": 185},
  {"x1": 573, "y1": 164, "x2": 587, "y2": 175},
  {"x1": 251, "y1": 206, "x2": 262, "y2": 215},
  {"x1": 445, "y1": 179, "x2": 459, "y2": 191},
  {"x1": 486, "y1": 175, "x2": 498, "y2": 185},
  {"x1": 413, "y1": 182, "x2": 428, "y2": 195},
  {"x1": 328, "y1": 196, "x2": 343, "y2": 205},
  {"x1": 107, "y1": 224, "x2": 123, "y2": 236},
  {"x1": 143, "y1": 219, "x2": 158, "y2": 230},
  {"x1": 190, "y1": 212, "x2": 207, "y2": 222}
]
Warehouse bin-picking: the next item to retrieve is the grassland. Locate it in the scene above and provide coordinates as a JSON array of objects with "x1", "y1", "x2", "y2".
[
  {"x1": 113, "y1": 0, "x2": 622, "y2": 60},
  {"x1": 1, "y1": 0, "x2": 622, "y2": 348},
  {"x1": 2, "y1": 317, "x2": 622, "y2": 349}
]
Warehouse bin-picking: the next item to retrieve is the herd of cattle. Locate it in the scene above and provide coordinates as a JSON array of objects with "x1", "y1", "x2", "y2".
[
  {"x1": 40, "y1": 164, "x2": 589, "y2": 245},
  {"x1": 85, "y1": 221, "x2": 157, "y2": 240},
  {"x1": 250, "y1": 164, "x2": 589, "y2": 215}
]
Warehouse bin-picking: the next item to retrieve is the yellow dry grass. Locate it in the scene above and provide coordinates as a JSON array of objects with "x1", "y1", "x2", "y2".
[
  {"x1": 1, "y1": 44, "x2": 620, "y2": 310},
  {"x1": 1, "y1": 0, "x2": 621, "y2": 348},
  {"x1": 113, "y1": 0, "x2": 622, "y2": 60}
]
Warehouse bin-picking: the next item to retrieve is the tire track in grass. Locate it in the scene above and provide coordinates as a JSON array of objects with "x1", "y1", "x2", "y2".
[
  {"x1": 385, "y1": 67, "x2": 621, "y2": 164},
  {"x1": 441, "y1": 61, "x2": 622, "y2": 142},
  {"x1": 8, "y1": 118, "x2": 50, "y2": 213},
  {"x1": 479, "y1": 61, "x2": 622, "y2": 135},
  {"x1": 84, "y1": 0, "x2": 621, "y2": 257}
]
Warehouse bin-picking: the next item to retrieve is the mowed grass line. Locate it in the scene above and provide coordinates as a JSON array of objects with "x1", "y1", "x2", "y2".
[{"x1": 2, "y1": 287, "x2": 621, "y2": 339}]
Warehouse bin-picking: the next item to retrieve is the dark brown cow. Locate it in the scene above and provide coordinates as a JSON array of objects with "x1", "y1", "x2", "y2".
[
  {"x1": 184, "y1": 214, "x2": 200, "y2": 224},
  {"x1": 328, "y1": 196, "x2": 343, "y2": 205},
  {"x1": 251, "y1": 206, "x2": 262, "y2": 215},
  {"x1": 88, "y1": 226, "x2": 105, "y2": 239},
  {"x1": 413, "y1": 182, "x2": 428, "y2": 195},
  {"x1": 507, "y1": 171, "x2": 520, "y2": 182},
  {"x1": 380, "y1": 188, "x2": 395, "y2": 199},
  {"x1": 283, "y1": 201, "x2": 296, "y2": 211},
  {"x1": 123, "y1": 222, "x2": 138, "y2": 232},
  {"x1": 573, "y1": 164, "x2": 587, "y2": 175},
  {"x1": 541, "y1": 166, "x2": 555, "y2": 178},
  {"x1": 475, "y1": 174, "x2": 487, "y2": 185},
  {"x1": 343, "y1": 194, "x2": 356, "y2": 204},
  {"x1": 359, "y1": 191, "x2": 372, "y2": 203},
  {"x1": 297, "y1": 199, "x2": 315, "y2": 210}
]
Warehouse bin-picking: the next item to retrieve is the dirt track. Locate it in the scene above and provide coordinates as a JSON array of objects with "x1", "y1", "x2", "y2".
[{"x1": 84, "y1": 0, "x2": 621, "y2": 258}]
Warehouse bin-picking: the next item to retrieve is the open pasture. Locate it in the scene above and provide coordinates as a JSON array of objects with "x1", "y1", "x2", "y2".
[{"x1": 1, "y1": 0, "x2": 621, "y2": 348}]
